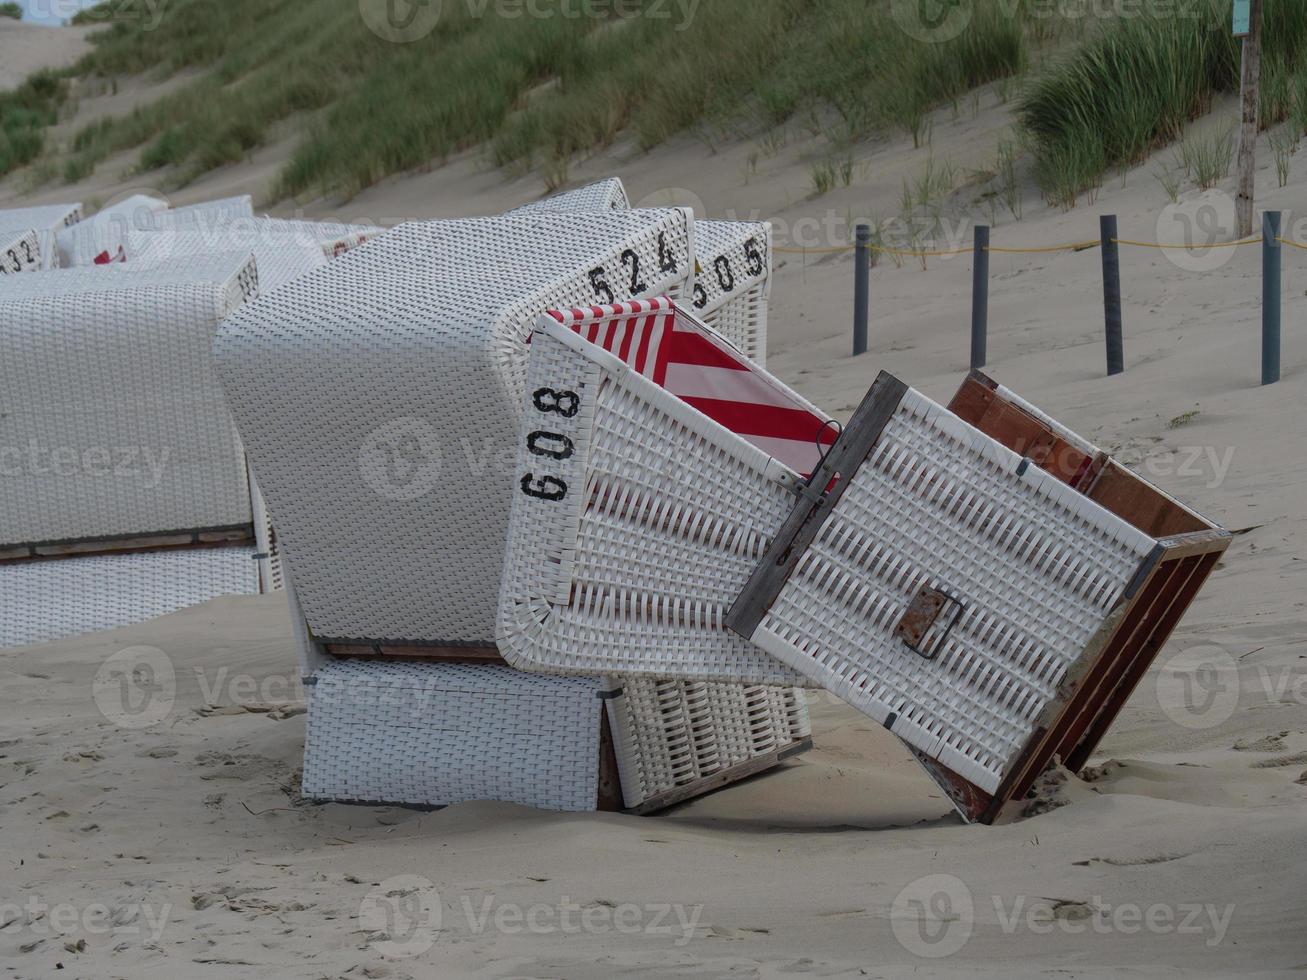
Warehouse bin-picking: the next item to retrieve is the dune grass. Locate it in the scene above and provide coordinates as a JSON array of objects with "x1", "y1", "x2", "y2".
[
  {"x1": 1019, "y1": 0, "x2": 1307, "y2": 206},
  {"x1": 6, "y1": 0, "x2": 1024, "y2": 201},
  {"x1": 0, "y1": 71, "x2": 69, "y2": 175}
]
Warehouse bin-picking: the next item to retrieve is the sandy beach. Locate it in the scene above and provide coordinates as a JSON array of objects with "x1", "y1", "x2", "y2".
[{"x1": 2, "y1": 31, "x2": 1306, "y2": 979}]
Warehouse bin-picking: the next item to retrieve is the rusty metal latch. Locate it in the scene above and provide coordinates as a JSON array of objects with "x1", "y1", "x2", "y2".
[{"x1": 896, "y1": 585, "x2": 965, "y2": 660}]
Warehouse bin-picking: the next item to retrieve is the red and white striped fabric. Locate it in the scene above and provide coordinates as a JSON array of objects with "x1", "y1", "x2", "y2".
[{"x1": 545, "y1": 297, "x2": 833, "y2": 476}]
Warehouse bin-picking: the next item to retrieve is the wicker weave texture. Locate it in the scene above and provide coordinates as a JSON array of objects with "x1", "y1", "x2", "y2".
[
  {"x1": 497, "y1": 323, "x2": 806, "y2": 686},
  {"x1": 751, "y1": 388, "x2": 1158, "y2": 793},
  {"x1": 507, "y1": 179, "x2": 631, "y2": 215},
  {"x1": 691, "y1": 221, "x2": 771, "y2": 363},
  {"x1": 0, "y1": 251, "x2": 259, "y2": 309},
  {"x1": 57, "y1": 194, "x2": 169, "y2": 267},
  {"x1": 0, "y1": 278, "x2": 253, "y2": 546},
  {"x1": 607, "y1": 678, "x2": 810, "y2": 806},
  {"x1": 129, "y1": 225, "x2": 331, "y2": 294},
  {"x1": 0, "y1": 546, "x2": 259, "y2": 649},
  {"x1": 302, "y1": 659, "x2": 602, "y2": 809},
  {"x1": 214, "y1": 211, "x2": 694, "y2": 644}
]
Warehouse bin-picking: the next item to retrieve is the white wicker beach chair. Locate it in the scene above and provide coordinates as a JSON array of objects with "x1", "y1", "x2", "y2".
[
  {"x1": 56, "y1": 194, "x2": 169, "y2": 267},
  {"x1": 216, "y1": 212, "x2": 810, "y2": 812},
  {"x1": 0, "y1": 228, "x2": 43, "y2": 274},
  {"x1": 0, "y1": 257, "x2": 275, "y2": 648},
  {"x1": 0, "y1": 202, "x2": 82, "y2": 269},
  {"x1": 0, "y1": 250, "x2": 260, "y2": 307},
  {"x1": 128, "y1": 228, "x2": 325, "y2": 294},
  {"x1": 507, "y1": 178, "x2": 631, "y2": 215},
  {"x1": 500, "y1": 309, "x2": 1230, "y2": 822},
  {"x1": 691, "y1": 220, "x2": 771, "y2": 364}
]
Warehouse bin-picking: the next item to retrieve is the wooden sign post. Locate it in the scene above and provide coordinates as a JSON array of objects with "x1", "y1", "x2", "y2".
[{"x1": 1234, "y1": 0, "x2": 1262, "y2": 238}]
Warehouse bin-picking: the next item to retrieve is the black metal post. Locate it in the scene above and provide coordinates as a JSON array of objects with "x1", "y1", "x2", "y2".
[
  {"x1": 1263, "y1": 210, "x2": 1281, "y2": 385},
  {"x1": 853, "y1": 224, "x2": 870, "y2": 356},
  {"x1": 1101, "y1": 215, "x2": 1124, "y2": 376},
  {"x1": 971, "y1": 225, "x2": 990, "y2": 370}
]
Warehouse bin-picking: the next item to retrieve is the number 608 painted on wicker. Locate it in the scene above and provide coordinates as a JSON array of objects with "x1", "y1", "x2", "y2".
[{"x1": 520, "y1": 387, "x2": 579, "y2": 502}]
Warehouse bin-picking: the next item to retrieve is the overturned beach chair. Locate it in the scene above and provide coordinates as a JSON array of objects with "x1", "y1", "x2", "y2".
[
  {"x1": 216, "y1": 212, "x2": 811, "y2": 812},
  {"x1": 0, "y1": 253, "x2": 278, "y2": 648},
  {"x1": 56, "y1": 194, "x2": 169, "y2": 266},
  {"x1": 498, "y1": 301, "x2": 1230, "y2": 823}
]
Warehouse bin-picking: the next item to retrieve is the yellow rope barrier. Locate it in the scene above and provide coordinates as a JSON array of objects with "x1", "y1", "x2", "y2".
[
  {"x1": 1112, "y1": 236, "x2": 1263, "y2": 249},
  {"x1": 774, "y1": 234, "x2": 1301, "y2": 256},
  {"x1": 776, "y1": 239, "x2": 1095, "y2": 257},
  {"x1": 985, "y1": 240, "x2": 1100, "y2": 253}
]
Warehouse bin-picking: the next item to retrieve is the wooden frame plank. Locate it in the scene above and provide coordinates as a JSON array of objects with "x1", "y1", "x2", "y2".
[
  {"x1": 948, "y1": 371, "x2": 1094, "y2": 484},
  {"x1": 726, "y1": 371, "x2": 909, "y2": 639},
  {"x1": 323, "y1": 641, "x2": 507, "y2": 665},
  {"x1": 0, "y1": 524, "x2": 257, "y2": 563}
]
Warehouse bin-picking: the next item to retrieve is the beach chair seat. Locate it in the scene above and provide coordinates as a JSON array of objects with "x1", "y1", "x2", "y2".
[{"x1": 499, "y1": 303, "x2": 1230, "y2": 822}]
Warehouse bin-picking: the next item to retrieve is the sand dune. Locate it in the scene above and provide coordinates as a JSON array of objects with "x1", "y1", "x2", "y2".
[{"x1": 0, "y1": 19, "x2": 92, "y2": 91}]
